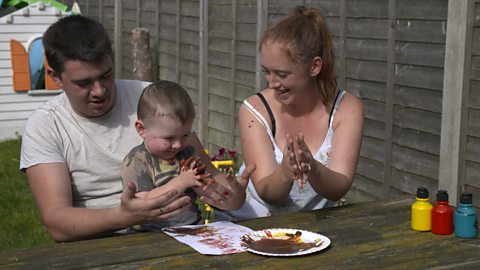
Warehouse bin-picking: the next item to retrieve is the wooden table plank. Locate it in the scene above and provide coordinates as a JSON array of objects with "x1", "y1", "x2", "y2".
[
  {"x1": 0, "y1": 232, "x2": 195, "y2": 269},
  {"x1": 1, "y1": 198, "x2": 478, "y2": 270}
]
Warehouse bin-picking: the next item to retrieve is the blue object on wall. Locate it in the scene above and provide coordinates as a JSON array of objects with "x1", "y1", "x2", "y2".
[{"x1": 29, "y1": 38, "x2": 45, "y2": 89}]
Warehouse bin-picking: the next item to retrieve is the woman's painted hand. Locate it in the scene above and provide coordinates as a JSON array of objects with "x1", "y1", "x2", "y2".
[
  {"x1": 198, "y1": 164, "x2": 256, "y2": 210},
  {"x1": 293, "y1": 133, "x2": 314, "y2": 188}
]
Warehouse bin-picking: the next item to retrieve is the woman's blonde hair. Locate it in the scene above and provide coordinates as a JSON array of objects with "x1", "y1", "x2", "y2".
[{"x1": 260, "y1": 6, "x2": 337, "y2": 105}]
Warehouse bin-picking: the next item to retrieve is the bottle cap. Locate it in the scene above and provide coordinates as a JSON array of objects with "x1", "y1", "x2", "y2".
[
  {"x1": 436, "y1": 190, "x2": 448, "y2": 201},
  {"x1": 416, "y1": 187, "x2": 429, "y2": 199},
  {"x1": 459, "y1": 192, "x2": 472, "y2": 204}
]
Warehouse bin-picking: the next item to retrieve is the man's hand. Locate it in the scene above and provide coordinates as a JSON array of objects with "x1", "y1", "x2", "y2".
[{"x1": 119, "y1": 182, "x2": 192, "y2": 226}]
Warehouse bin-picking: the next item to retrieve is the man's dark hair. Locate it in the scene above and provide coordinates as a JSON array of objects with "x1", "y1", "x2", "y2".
[{"x1": 43, "y1": 15, "x2": 113, "y2": 74}]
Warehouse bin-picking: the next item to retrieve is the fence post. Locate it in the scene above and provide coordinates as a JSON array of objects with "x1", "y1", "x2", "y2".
[
  {"x1": 339, "y1": 0, "x2": 347, "y2": 91},
  {"x1": 439, "y1": 0, "x2": 473, "y2": 205},
  {"x1": 114, "y1": 0, "x2": 123, "y2": 79},
  {"x1": 199, "y1": 0, "x2": 209, "y2": 145},
  {"x1": 136, "y1": 0, "x2": 141, "y2": 27},
  {"x1": 383, "y1": 0, "x2": 397, "y2": 198},
  {"x1": 175, "y1": 0, "x2": 181, "y2": 82},
  {"x1": 255, "y1": 0, "x2": 268, "y2": 92},
  {"x1": 229, "y1": 0, "x2": 237, "y2": 150},
  {"x1": 153, "y1": 0, "x2": 159, "y2": 80},
  {"x1": 98, "y1": 0, "x2": 103, "y2": 23}
]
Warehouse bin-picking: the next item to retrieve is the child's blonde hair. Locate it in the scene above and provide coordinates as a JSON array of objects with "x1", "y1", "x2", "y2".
[{"x1": 137, "y1": 80, "x2": 195, "y2": 126}]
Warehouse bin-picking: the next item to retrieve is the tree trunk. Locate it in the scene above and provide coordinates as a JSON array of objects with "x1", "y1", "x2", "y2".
[{"x1": 131, "y1": 27, "x2": 154, "y2": 82}]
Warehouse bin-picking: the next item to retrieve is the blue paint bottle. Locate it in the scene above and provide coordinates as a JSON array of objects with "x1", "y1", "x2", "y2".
[{"x1": 454, "y1": 192, "x2": 478, "y2": 238}]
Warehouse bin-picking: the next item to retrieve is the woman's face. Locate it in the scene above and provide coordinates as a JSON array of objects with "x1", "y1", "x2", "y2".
[
  {"x1": 137, "y1": 115, "x2": 194, "y2": 160},
  {"x1": 260, "y1": 42, "x2": 315, "y2": 102}
]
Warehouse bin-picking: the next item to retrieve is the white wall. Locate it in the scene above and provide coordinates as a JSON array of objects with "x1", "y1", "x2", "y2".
[{"x1": 0, "y1": 3, "x2": 69, "y2": 141}]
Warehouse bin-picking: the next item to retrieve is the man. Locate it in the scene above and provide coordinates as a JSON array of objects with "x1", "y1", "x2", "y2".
[{"x1": 20, "y1": 15, "x2": 253, "y2": 242}]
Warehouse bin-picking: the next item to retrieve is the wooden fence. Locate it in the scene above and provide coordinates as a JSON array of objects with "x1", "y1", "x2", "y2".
[{"x1": 67, "y1": 0, "x2": 480, "y2": 206}]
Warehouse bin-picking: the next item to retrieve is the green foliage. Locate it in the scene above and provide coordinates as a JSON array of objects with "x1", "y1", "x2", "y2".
[
  {"x1": 0, "y1": 138, "x2": 53, "y2": 251},
  {"x1": 2, "y1": 0, "x2": 68, "y2": 11}
]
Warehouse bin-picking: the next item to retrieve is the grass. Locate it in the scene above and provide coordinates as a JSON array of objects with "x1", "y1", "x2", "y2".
[{"x1": 0, "y1": 137, "x2": 53, "y2": 251}]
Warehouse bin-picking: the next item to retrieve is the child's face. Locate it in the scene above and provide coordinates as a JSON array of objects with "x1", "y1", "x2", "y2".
[{"x1": 136, "y1": 115, "x2": 194, "y2": 160}]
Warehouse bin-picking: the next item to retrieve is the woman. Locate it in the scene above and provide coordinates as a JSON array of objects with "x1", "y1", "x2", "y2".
[{"x1": 221, "y1": 6, "x2": 364, "y2": 220}]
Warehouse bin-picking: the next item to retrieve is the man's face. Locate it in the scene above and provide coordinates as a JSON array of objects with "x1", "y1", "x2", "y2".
[{"x1": 49, "y1": 56, "x2": 116, "y2": 118}]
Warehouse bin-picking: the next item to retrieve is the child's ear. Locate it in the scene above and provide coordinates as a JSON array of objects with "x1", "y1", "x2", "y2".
[
  {"x1": 310, "y1": 56, "x2": 322, "y2": 77},
  {"x1": 135, "y1": 120, "x2": 146, "y2": 138}
]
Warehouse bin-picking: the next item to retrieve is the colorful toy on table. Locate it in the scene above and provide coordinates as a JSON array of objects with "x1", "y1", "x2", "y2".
[
  {"x1": 454, "y1": 192, "x2": 478, "y2": 239},
  {"x1": 431, "y1": 190, "x2": 453, "y2": 235},
  {"x1": 411, "y1": 187, "x2": 433, "y2": 232}
]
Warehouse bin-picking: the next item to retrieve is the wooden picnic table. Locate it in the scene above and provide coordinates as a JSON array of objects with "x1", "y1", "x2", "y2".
[{"x1": 1, "y1": 198, "x2": 478, "y2": 269}]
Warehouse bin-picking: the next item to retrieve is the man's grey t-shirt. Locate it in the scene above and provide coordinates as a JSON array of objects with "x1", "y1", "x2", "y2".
[{"x1": 20, "y1": 80, "x2": 151, "y2": 208}]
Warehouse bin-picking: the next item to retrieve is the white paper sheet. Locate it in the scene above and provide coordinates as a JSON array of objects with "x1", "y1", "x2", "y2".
[{"x1": 162, "y1": 221, "x2": 253, "y2": 255}]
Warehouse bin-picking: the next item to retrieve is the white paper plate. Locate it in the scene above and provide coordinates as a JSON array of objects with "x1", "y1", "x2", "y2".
[{"x1": 240, "y1": 228, "x2": 331, "y2": 257}]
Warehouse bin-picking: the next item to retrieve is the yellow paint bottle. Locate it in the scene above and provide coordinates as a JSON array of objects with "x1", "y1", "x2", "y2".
[{"x1": 411, "y1": 187, "x2": 433, "y2": 231}]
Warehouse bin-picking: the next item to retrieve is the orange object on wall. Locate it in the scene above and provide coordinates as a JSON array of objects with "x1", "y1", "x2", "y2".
[
  {"x1": 10, "y1": 40, "x2": 31, "y2": 92},
  {"x1": 44, "y1": 57, "x2": 60, "y2": 90}
]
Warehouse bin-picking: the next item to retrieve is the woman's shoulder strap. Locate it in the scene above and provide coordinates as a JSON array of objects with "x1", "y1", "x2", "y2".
[
  {"x1": 328, "y1": 89, "x2": 346, "y2": 126},
  {"x1": 256, "y1": 92, "x2": 276, "y2": 137}
]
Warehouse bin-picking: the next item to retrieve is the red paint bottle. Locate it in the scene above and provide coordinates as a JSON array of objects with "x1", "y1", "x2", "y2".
[{"x1": 431, "y1": 190, "x2": 453, "y2": 235}]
